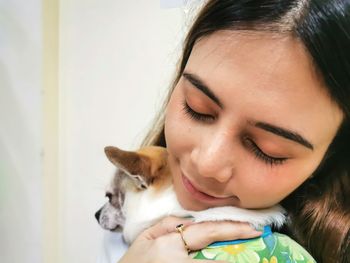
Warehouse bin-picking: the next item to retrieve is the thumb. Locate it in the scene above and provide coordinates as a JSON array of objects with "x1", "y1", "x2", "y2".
[{"x1": 139, "y1": 216, "x2": 193, "y2": 240}]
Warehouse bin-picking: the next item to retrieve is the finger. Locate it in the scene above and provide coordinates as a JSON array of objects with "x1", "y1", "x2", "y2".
[
  {"x1": 181, "y1": 221, "x2": 262, "y2": 251},
  {"x1": 140, "y1": 216, "x2": 193, "y2": 240}
]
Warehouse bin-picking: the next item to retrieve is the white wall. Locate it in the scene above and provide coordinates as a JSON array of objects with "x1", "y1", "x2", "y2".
[
  {"x1": 0, "y1": 1, "x2": 43, "y2": 262},
  {"x1": 0, "y1": 1, "x2": 203, "y2": 262},
  {"x1": 59, "y1": 1, "x2": 189, "y2": 262}
]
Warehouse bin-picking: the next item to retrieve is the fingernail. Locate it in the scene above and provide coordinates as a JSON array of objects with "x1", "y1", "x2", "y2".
[
  {"x1": 252, "y1": 225, "x2": 264, "y2": 232},
  {"x1": 252, "y1": 230, "x2": 263, "y2": 236}
]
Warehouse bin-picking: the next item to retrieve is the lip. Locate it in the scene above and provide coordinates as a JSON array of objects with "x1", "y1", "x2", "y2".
[{"x1": 181, "y1": 172, "x2": 236, "y2": 204}]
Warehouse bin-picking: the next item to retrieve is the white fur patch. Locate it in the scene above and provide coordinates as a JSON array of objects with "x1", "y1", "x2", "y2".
[
  {"x1": 122, "y1": 185, "x2": 286, "y2": 244},
  {"x1": 173, "y1": 205, "x2": 286, "y2": 229},
  {"x1": 122, "y1": 185, "x2": 183, "y2": 243}
]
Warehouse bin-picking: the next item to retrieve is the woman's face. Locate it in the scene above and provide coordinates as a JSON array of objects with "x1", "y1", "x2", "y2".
[{"x1": 164, "y1": 31, "x2": 343, "y2": 210}]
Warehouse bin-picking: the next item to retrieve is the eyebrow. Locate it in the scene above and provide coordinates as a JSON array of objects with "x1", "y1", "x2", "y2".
[
  {"x1": 182, "y1": 72, "x2": 223, "y2": 108},
  {"x1": 252, "y1": 121, "x2": 314, "y2": 150},
  {"x1": 182, "y1": 72, "x2": 314, "y2": 150}
]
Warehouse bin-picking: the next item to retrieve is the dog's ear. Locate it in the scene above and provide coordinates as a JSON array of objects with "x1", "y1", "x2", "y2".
[
  {"x1": 104, "y1": 146, "x2": 152, "y2": 188},
  {"x1": 104, "y1": 146, "x2": 151, "y2": 175}
]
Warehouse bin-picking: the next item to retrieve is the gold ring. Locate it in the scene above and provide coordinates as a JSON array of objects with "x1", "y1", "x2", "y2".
[{"x1": 175, "y1": 224, "x2": 191, "y2": 254}]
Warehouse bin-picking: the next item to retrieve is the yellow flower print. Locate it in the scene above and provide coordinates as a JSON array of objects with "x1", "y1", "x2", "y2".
[
  {"x1": 201, "y1": 238, "x2": 266, "y2": 263},
  {"x1": 222, "y1": 244, "x2": 246, "y2": 255},
  {"x1": 262, "y1": 256, "x2": 278, "y2": 263}
]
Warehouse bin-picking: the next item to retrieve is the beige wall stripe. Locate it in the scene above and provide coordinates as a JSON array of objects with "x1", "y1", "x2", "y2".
[{"x1": 42, "y1": 0, "x2": 60, "y2": 262}]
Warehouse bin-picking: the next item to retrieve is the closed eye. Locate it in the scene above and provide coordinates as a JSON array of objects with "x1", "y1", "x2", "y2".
[
  {"x1": 182, "y1": 100, "x2": 215, "y2": 122},
  {"x1": 244, "y1": 138, "x2": 288, "y2": 166},
  {"x1": 105, "y1": 192, "x2": 113, "y2": 202}
]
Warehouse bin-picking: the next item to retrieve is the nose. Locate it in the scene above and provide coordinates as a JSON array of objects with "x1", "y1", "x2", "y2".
[
  {"x1": 191, "y1": 132, "x2": 234, "y2": 183},
  {"x1": 95, "y1": 208, "x2": 102, "y2": 222}
]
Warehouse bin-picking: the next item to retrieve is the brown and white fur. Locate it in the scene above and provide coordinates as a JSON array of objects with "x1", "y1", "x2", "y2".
[{"x1": 95, "y1": 146, "x2": 286, "y2": 244}]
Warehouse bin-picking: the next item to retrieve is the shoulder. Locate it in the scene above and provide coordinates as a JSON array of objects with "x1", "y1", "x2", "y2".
[
  {"x1": 192, "y1": 232, "x2": 316, "y2": 263},
  {"x1": 265, "y1": 232, "x2": 316, "y2": 263}
]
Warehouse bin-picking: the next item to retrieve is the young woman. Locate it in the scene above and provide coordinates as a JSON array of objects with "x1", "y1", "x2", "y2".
[{"x1": 105, "y1": 1, "x2": 349, "y2": 262}]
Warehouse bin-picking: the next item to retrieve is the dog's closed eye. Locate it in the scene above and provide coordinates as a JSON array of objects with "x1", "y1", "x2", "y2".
[{"x1": 105, "y1": 192, "x2": 113, "y2": 202}]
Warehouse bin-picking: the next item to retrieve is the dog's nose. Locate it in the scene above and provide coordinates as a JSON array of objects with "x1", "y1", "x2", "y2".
[{"x1": 95, "y1": 209, "x2": 102, "y2": 222}]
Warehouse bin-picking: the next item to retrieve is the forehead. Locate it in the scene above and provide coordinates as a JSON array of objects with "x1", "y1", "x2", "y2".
[
  {"x1": 185, "y1": 30, "x2": 343, "y2": 147},
  {"x1": 189, "y1": 30, "x2": 320, "y2": 92}
]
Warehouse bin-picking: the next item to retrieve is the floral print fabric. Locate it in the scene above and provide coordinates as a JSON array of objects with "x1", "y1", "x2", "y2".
[{"x1": 191, "y1": 228, "x2": 316, "y2": 263}]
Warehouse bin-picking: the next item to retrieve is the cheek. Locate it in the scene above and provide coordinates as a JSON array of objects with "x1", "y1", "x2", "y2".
[
  {"x1": 164, "y1": 92, "x2": 195, "y2": 155},
  {"x1": 236, "y1": 162, "x2": 313, "y2": 208}
]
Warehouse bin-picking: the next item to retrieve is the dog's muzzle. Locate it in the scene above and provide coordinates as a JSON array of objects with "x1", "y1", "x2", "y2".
[{"x1": 94, "y1": 202, "x2": 125, "y2": 231}]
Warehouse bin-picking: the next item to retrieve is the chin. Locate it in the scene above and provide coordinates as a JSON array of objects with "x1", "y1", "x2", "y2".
[{"x1": 180, "y1": 199, "x2": 208, "y2": 211}]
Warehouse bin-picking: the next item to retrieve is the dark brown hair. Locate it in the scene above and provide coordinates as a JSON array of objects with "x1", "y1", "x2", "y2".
[{"x1": 141, "y1": 1, "x2": 350, "y2": 262}]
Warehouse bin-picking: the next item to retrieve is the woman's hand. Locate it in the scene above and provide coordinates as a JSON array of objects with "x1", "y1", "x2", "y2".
[{"x1": 118, "y1": 216, "x2": 262, "y2": 263}]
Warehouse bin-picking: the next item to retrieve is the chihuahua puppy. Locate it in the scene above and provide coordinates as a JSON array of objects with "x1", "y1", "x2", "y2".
[{"x1": 95, "y1": 146, "x2": 286, "y2": 244}]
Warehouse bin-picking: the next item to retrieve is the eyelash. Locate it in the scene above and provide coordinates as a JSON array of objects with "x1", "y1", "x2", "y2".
[
  {"x1": 181, "y1": 100, "x2": 287, "y2": 166},
  {"x1": 244, "y1": 138, "x2": 287, "y2": 166},
  {"x1": 182, "y1": 101, "x2": 215, "y2": 122}
]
